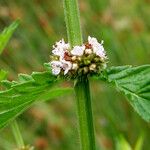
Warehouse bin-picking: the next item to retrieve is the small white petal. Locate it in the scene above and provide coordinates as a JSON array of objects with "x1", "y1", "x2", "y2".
[
  {"x1": 62, "y1": 60, "x2": 72, "y2": 75},
  {"x1": 101, "y1": 40, "x2": 104, "y2": 44},
  {"x1": 56, "y1": 39, "x2": 70, "y2": 50},
  {"x1": 52, "y1": 68, "x2": 61, "y2": 75},
  {"x1": 71, "y1": 45, "x2": 85, "y2": 56},
  {"x1": 52, "y1": 39, "x2": 70, "y2": 59},
  {"x1": 50, "y1": 61, "x2": 62, "y2": 75},
  {"x1": 64, "y1": 69, "x2": 69, "y2": 75},
  {"x1": 93, "y1": 44, "x2": 106, "y2": 59},
  {"x1": 51, "y1": 61, "x2": 62, "y2": 67},
  {"x1": 55, "y1": 39, "x2": 65, "y2": 47},
  {"x1": 88, "y1": 36, "x2": 106, "y2": 59},
  {"x1": 52, "y1": 48, "x2": 64, "y2": 57},
  {"x1": 88, "y1": 36, "x2": 98, "y2": 45}
]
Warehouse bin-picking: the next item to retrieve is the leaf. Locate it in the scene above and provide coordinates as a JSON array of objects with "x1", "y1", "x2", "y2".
[
  {"x1": 134, "y1": 134, "x2": 144, "y2": 150},
  {"x1": 0, "y1": 71, "x2": 73, "y2": 129},
  {"x1": 97, "y1": 65, "x2": 150, "y2": 121},
  {"x1": 0, "y1": 20, "x2": 19, "y2": 54},
  {"x1": 0, "y1": 70, "x2": 7, "y2": 82},
  {"x1": 115, "y1": 135, "x2": 132, "y2": 150}
]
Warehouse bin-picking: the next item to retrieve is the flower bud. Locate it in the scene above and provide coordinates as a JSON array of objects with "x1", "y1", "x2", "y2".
[
  {"x1": 72, "y1": 63, "x2": 78, "y2": 70},
  {"x1": 89, "y1": 64, "x2": 96, "y2": 71},
  {"x1": 85, "y1": 49, "x2": 93, "y2": 55},
  {"x1": 84, "y1": 59, "x2": 91, "y2": 65},
  {"x1": 71, "y1": 56, "x2": 77, "y2": 61},
  {"x1": 77, "y1": 57, "x2": 82, "y2": 62},
  {"x1": 94, "y1": 57, "x2": 100, "y2": 62},
  {"x1": 50, "y1": 36, "x2": 107, "y2": 78},
  {"x1": 83, "y1": 67, "x2": 89, "y2": 74}
]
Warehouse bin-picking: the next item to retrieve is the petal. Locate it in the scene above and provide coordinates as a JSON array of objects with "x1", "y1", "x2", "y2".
[
  {"x1": 50, "y1": 61, "x2": 62, "y2": 75},
  {"x1": 52, "y1": 48, "x2": 64, "y2": 57},
  {"x1": 88, "y1": 36, "x2": 98, "y2": 45},
  {"x1": 61, "y1": 60, "x2": 72, "y2": 75},
  {"x1": 51, "y1": 61, "x2": 62, "y2": 67},
  {"x1": 52, "y1": 68, "x2": 61, "y2": 75},
  {"x1": 71, "y1": 45, "x2": 85, "y2": 56},
  {"x1": 92, "y1": 42, "x2": 106, "y2": 58},
  {"x1": 55, "y1": 39, "x2": 70, "y2": 50}
]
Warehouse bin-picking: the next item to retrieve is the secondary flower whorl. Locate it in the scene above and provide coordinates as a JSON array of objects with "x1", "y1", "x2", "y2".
[{"x1": 50, "y1": 36, "x2": 108, "y2": 78}]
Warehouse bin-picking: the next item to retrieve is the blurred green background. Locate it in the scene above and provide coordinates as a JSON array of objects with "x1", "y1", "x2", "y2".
[{"x1": 0, "y1": 0, "x2": 150, "y2": 150}]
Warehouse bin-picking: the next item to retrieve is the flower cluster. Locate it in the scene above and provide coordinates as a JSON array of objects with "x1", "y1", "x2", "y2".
[{"x1": 50, "y1": 36, "x2": 107, "y2": 78}]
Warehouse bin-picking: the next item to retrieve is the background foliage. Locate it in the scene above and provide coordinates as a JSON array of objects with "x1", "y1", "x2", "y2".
[{"x1": 0, "y1": 0, "x2": 150, "y2": 150}]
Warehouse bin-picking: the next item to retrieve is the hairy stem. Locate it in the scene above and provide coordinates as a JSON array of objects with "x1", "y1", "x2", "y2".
[
  {"x1": 74, "y1": 76, "x2": 96, "y2": 150},
  {"x1": 63, "y1": 0, "x2": 96, "y2": 149},
  {"x1": 63, "y1": 0, "x2": 83, "y2": 47},
  {"x1": 11, "y1": 120, "x2": 24, "y2": 148}
]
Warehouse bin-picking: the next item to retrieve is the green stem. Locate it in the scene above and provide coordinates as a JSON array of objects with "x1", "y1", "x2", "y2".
[
  {"x1": 11, "y1": 120, "x2": 24, "y2": 148},
  {"x1": 74, "y1": 76, "x2": 96, "y2": 150},
  {"x1": 63, "y1": 1, "x2": 96, "y2": 149},
  {"x1": 63, "y1": 0, "x2": 83, "y2": 47}
]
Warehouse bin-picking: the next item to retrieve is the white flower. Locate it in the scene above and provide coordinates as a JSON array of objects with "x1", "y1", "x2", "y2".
[
  {"x1": 71, "y1": 45, "x2": 85, "y2": 56},
  {"x1": 93, "y1": 44, "x2": 106, "y2": 59},
  {"x1": 52, "y1": 48, "x2": 64, "y2": 58},
  {"x1": 61, "y1": 60, "x2": 72, "y2": 75},
  {"x1": 88, "y1": 36, "x2": 106, "y2": 59},
  {"x1": 52, "y1": 39, "x2": 70, "y2": 59},
  {"x1": 55, "y1": 39, "x2": 70, "y2": 50},
  {"x1": 50, "y1": 61, "x2": 62, "y2": 75},
  {"x1": 88, "y1": 36, "x2": 98, "y2": 45}
]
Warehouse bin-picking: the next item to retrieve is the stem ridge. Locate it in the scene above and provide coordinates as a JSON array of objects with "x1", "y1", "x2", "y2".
[
  {"x1": 63, "y1": 0, "x2": 83, "y2": 47},
  {"x1": 63, "y1": 0, "x2": 96, "y2": 149},
  {"x1": 11, "y1": 120, "x2": 24, "y2": 148},
  {"x1": 74, "y1": 76, "x2": 96, "y2": 150}
]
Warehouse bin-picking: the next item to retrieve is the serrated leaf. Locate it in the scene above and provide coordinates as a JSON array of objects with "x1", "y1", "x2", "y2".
[
  {"x1": 0, "y1": 20, "x2": 19, "y2": 54},
  {"x1": 97, "y1": 65, "x2": 150, "y2": 121},
  {"x1": 18, "y1": 73, "x2": 33, "y2": 82},
  {"x1": 0, "y1": 71, "x2": 73, "y2": 129},
  {"x1": 1, "y1": 80, "x2": 12, "y2": 89},
  {"x1": 44, "y1": 62, "x2": 51, "y2": 71}
]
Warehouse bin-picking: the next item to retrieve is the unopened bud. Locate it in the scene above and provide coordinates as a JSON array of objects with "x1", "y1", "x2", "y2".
[
  {"x1": 71, "y1": 56, "x2": 77, "y2": 61},
  {"x1": 77, "y1": 57, "x2": 82, "y2": 62},
  {"x1": 94, "y1": 57, "x2": 100, "y2": 62},
  {"x1": 72, "y1": 63, "x2": 78, "y2": 70},
  {"x1": 50, "y1": 55, "x2": 58, "y2": 61},
  {"x1": 89, "y1": 64, "x2": 96, "y2": 71},
  {"x1": 84, "y1": 59, "x2": 91, "y2": 65},
  {"x1": 85, "y1": 49, "x2": 93, "y2": 55},
  {"x1": 83, "y1": 67, "x2": 89, "y2": 74},
  {"x1": 102, "y1": 63, "x2": 107, "y2": 69}
]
